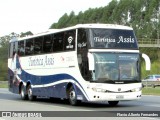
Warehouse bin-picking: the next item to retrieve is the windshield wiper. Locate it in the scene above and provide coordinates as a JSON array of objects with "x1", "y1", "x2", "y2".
[
  {"x1": 90, "y1": 78, "x2": 111, "y2": 83},
  {"x1": 97, "y1": 78, "x2": 113, "y2": 83}
]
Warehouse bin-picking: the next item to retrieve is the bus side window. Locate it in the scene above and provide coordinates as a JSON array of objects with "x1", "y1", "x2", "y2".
[
  {"x1": 25, "y1": 39, "x2": 34, "y2": 55},
  {"x1": 34, "y1": 37, "x2": 43, "y2": 54},
  {"x1": 53, "y1": 32, "x2": 64, "y2": 52},
  {"x1": 18, "y1": 41, "x2": 25, "y2": 56},
  {"x1": 43, "y1": 35, "x2": 53, "y2": 53},
  {"x1": 64, "y1": 30, "x2": 75, "y2": 51}
]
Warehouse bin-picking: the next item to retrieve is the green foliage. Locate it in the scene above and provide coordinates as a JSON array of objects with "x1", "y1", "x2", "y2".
[
  {"x1": 50, "y1": 0, "x2": 160, "y2": 79},
  {"x1": 140, "y1": 48, "x2": 160, "y2": 78},
  {"x1": 0, "y1": 0, "x2": 160, "y2": 81},
  {"x1": 141, "y1": 60, "x2": 160, "y2": 79},
  {"x1": 20, "y1": 31, "x2": 33, "y2": 37},
  {"x1": 0, "y1": 31, "x2": 33, "y2": 81},
  {"x1": 0, "y1": 36, "x2": 9, "y2": 81},
  {"x1": 50, "y1": 0, "x2": 160, "y2": 40},
  {"x1": 142, "y1": 87, "x2": 160, "y2": 96},
  {"x1": 0, "y1": 81, "x2": 8, "y2": 88},
  {"x1": 140, "y1": 48, "x2": 159, "y2": 61}
]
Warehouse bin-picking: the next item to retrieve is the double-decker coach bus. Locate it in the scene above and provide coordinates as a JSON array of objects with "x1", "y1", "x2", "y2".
[{"x1": 8, "y1": 24, "x2": 150, "y2": 106}]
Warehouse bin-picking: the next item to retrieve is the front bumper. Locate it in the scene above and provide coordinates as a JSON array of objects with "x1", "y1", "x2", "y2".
[{"x1": 87, "y1": 91, "x2": 142, "y2": 102}]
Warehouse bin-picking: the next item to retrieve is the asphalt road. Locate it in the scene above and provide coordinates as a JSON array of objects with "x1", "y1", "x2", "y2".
[{"x1": 0, "y1": 88, "x2": 160, "y2": 120}]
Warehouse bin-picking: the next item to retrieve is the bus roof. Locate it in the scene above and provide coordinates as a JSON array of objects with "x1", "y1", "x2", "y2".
[{"x1": 10, "y1": 24, "x2": 133, "y2": 42}]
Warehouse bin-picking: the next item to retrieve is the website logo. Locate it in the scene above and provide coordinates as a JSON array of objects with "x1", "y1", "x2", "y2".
[{"x1": 66, "y1": 36, "x2": 74, "y2": 49}]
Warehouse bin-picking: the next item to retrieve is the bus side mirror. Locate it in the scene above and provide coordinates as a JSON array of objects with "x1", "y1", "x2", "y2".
[
  {"x1": 142, "y1": 53, "x2": 151, "y2": 71},
  {"x1": 88, "y1": 52, "x2": 95, "y2": 71}
]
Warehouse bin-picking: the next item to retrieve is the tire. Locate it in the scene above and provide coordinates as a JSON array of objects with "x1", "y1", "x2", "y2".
[
  {"x1": 108, "y1": 101, "x2": 119, "y2": 106},
  {"x1": 68, "y1": 86, "x2": 79, "y2": 106},
  {"x1": 20, "y1": 84, "x2": 28, "y2": 100},
  {"x1": 27, "y1": 85, "x2": 36, "y2": 101}
]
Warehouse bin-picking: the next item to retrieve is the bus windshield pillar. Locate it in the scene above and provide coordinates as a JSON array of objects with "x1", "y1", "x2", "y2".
[{"x1": 88, "y1": 52, "x2": 96, "y2": 80}]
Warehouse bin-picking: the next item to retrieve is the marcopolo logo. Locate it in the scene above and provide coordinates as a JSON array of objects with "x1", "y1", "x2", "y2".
[{"x1": 66, "y1": 36, "x2": 74, "y2": 49}]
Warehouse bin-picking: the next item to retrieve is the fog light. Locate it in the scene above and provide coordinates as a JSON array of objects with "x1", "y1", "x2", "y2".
[
  {"x1": 131, "y1": 87, "x2": 142, "y2": 92},
  {"x1": 92, "y1": 88, "x2": 106, "y2": 92}
]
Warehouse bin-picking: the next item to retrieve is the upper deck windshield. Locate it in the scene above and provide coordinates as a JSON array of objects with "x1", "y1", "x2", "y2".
[
  {"x1": 89, "y1": 28, "x2": 138, "y2": 49},
  {"x1": 92, "y1": 53, "x2": 140, "y2": 83}
]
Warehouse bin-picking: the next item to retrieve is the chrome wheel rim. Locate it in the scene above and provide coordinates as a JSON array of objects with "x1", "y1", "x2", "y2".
[
  {"x1": 69, "y1": 90, "x2": 76, "y2": 102},
  {"x1": 28, "y1": 88, "x2": 32, "y2": 99}
]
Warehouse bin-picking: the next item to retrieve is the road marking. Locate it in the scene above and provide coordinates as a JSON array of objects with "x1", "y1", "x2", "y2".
[
  {"x1": 0, "y1": 89, "x2": 17, "y2": 95},
  {"x1": 144, "y1": 117, "x2": 160, "y2": 120},
  {"x1": 144, "y1": 104, "x2": 160, "y2": 108},
  {"x1": 143, "y1": 95, "x2": 160, "y2": 97},
  {"x1": 0, "y1": 99, "x2": 90, "y2": 111}
]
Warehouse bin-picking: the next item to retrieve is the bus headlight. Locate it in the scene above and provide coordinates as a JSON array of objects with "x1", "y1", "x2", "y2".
[
  {"x1": 92, "y1": 88, "x2": 106, "y2": 92},
  {"x1": 131, "y1": 87, "x2": 142, "y2": 92}
]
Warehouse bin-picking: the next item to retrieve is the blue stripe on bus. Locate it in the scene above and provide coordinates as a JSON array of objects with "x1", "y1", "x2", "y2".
[
  {"x1": 9, "y1": 67, "x2": 89, "y2": 100},
  {"x1": 9, "y1": 54, "x2": 90, "y2": 101}
]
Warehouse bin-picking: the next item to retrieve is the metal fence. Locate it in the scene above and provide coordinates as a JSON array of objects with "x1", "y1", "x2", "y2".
[
  {"x1": 138, "y1": 38, "x2": 160, "y2": 47},
  {"x1": 142, "y1": 81, "x2": 160, "y2": 88}
]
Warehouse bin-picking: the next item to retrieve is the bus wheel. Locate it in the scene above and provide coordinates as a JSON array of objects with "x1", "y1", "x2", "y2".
[
  {"x1": 108, "y1": 101, "x2": 119, "y2": 106},
  {"x1": 27, "y1": 85, "x2": 36, "y2": 101},
  {"x1": 68, "y1": 86, "x2": 79, "y2": 106},
  {"x1": 20, "y1": 84, "x2": 28, "y2": 100}
]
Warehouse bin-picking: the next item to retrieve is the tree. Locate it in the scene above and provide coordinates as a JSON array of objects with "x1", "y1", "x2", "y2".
[
  {"x1": 100, "y1": 0, "x2": 118, "y2": 23},
  {"x1": 66, "y1": 11, "x2": 77, "y2": 27},
  {"x1": 50, "y1": 13, "x2": 69, "y2": 29},
  {"x1": 0, "y1": 35, "x2": 10, "y2": 81},
  {"x1": 20, "y1": 31, "x2": 33, "y2": 37},
  {"x1": 49, "y1": 0, "x2": 160, "y2": 40}
]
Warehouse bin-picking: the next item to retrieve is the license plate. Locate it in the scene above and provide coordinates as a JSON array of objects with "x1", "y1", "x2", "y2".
[{"x1": 116, "y1": 95, "x2": 124, "y2": 99}]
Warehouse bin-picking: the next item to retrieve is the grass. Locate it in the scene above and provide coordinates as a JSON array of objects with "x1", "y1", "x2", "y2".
[
  {"x1": 142, "y1": 87, "x2": 160, "y2": 96},
  {"x1": 0, "y1": 81, "x2": 8, "y2": 88},
  {"x1": 141, "y1": 61, "x2": 160, "y2": 79}
]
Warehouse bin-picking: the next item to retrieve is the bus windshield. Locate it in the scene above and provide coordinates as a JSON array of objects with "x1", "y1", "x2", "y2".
[
  {"x1": 89, "y1": 28, "x2": 138, "y2": 49},
  {"x1": 92, "y1": 53, "x2": 140, "y2": 83}
]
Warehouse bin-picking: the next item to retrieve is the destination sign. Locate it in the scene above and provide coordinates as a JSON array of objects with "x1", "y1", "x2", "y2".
[{"x1": 90, "y1": 29, "x2": 138, "y2": 49}]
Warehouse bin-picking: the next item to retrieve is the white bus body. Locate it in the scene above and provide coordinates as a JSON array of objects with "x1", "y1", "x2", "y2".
[{"x1": 8, "y1": 24, "x2": 145, "y2": 106}]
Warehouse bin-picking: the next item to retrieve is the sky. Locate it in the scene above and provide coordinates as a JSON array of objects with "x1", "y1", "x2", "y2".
[{"x1": 0, "y1": 0, "x2": 112, "y2": 37}]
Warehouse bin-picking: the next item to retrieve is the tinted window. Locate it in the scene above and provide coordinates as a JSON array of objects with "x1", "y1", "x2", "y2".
[
  {"x1": 53, "y1": 32, "x2": 64, "y2": 52},
  {"x1": 155, "y1": 75, "x2": 160, "y2": 78},
  {"x1": 77, "y1": 29, "x2": 88, "y2": 50},
  {"x1": 43, "y1": 35, "x2": 53, "y2": 53},
  {"x1": 89, "y1": 29, "x2": 138, "y2": 49},
  {"x1": 93, "y1": 53, "x2": 139, "y2": 82},
  {"x1": 149, "y1": 76, "x2": 153, "y2": 79},
  {"x1": 145, "y1": 76, "x2": 150, "y2": 79},
  {"x1": 18, "y1": 41, "x2": 25, "y2": 56},
  {"x1": 34, "y1": 37, "x2": 43, "y2": 54},
  {"x1": 25, "y1": 39, "x2": 34, "y2": 55}
]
